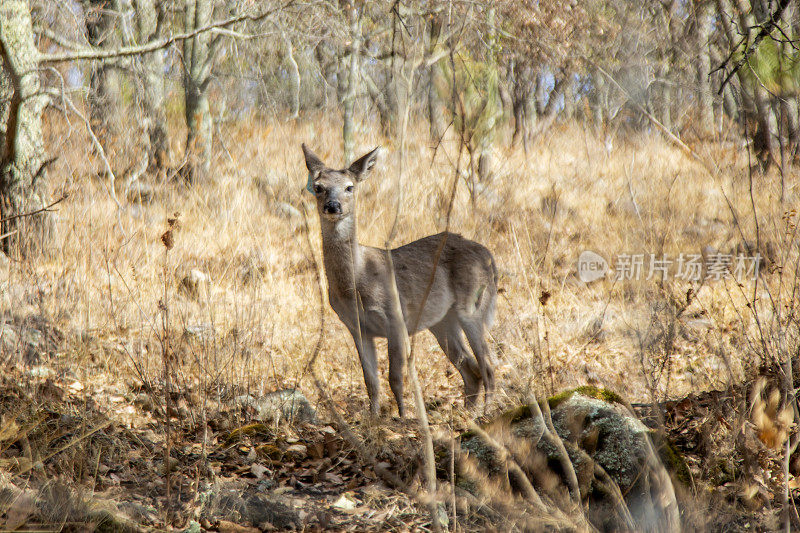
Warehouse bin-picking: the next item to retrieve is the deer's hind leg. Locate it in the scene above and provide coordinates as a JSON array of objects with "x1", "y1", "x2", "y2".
[
  {"x1": 457, "y1": 314, "x2": 495, "y2": 406},
  {"x1": 430, "y1": 310, "x2": 482, "y2": 406},
  {"x1": 386, "y1": 322, "x2": 408, "y2": 418}
]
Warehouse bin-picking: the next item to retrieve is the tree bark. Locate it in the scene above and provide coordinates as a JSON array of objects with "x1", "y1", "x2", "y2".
[
  {"x1": 0, "y1": 0, "x2": 53, "y2": 255},
  {"x1": 477, "y1": 5, "x2": 499, "y2": 182},
  {"x1": 182, "y1": 0, "x2": 215, "y2": 183},
  {"x1": 562, "y1": 75, "x2": 576, "y2": 121},
  {"x1": 511, "y1": 60, "x2": 535, "y2": 148},
  {"x1": 362, "y1": 67, "x2": 392, "y2": 133},
  {"x1": 695, "y1": 1, "x2": 715, "y2": 136},
  {"x1": 85, "y1": 0, "x2": 120, "y2": 144},
  {"x1": 134, "y1": 0, "x2": 169, "y2": 174},
  {"x1": 283, "y1": 31, "x2": 300, "y2": 120},
  {"x1": 427, "y1": 14, "x2": 445, "y2": 142},
  {"x1": 715, "y1": 0, "x2": 780, "y2": 169},
  {"x1": 341, "y1": 1, "x2": 359, "y2": 165}
]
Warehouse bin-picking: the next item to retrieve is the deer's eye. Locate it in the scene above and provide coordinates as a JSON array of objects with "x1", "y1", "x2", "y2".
[
  {"x1": 345, "y1": 185, "x2": 354, "y2": 193},
  {"x1": 314, "y1": 184, "x2": 324, "y2": 195}
]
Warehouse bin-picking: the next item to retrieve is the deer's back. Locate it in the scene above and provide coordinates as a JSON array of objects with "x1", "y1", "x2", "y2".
[{"x1": 389, "y1": 232, "x2": 497, "y2": 332}]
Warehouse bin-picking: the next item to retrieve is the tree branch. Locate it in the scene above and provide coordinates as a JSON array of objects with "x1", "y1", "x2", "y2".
[
  {"x1": 40, "y1": 3, "x2": 293, "y2": 63},
  {"x1": 713, "y1": 0, "x2": 792, "y2": 94},
  {"x1": 0, "y1": 193, "x2": 68, "y2": 224},
  {"x1": 34, "y1": 25, "x2": 87, "y2": 52}
]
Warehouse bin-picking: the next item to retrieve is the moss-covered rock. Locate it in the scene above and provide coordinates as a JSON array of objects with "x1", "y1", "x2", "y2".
[
  {"x1": 651, "y1": 431, "x2": 692, "y2": 486},
  {"x1": 547, "y1": 385, "x2": 625, "y2": 409},
  {"x1": 236, "y1": 389, "x2": 317, "y2": 425},
  {"x1": 456, "y1": 389, "x2": 680, "y2": 533},
  {"x1": 224, "y1": 423, "x2": 272, "y2": 444}
]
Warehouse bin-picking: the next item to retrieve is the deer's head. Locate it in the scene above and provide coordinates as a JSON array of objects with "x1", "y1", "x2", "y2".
[{"x1": 302, "y1": 144, "x2": 380, "y2": 223}]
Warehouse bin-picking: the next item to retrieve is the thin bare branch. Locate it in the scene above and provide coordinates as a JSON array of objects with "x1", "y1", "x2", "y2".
[
  {"x1": 40, "y1": 3, "x2": 293, "y2": 63},
  {"x1": 712, "y1": 0, "x2": 793, "y2": 94},
  {"x1": 0, "y1": 193, "x2": 68, "y2": 224}
]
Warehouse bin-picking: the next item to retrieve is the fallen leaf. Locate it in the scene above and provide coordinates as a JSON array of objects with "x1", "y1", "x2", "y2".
[
  {"x1": 251, "y1": 463, "x2": 270, "y2": 479},
  {"x1": 285, "y1": 443, "x2": 307, "y2": 459},
  {"x1": 1, "y1": 489, "x2": 35, "y2": 530},
  {"x1": 332, "y1": 492, "x2": 358, "y2": 511}
]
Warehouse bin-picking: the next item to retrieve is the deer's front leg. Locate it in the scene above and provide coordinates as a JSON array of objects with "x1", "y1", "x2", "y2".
[
  {"x1": 386, "y1": 323, "x2": 408, "y2": 418},
  {"x1": 350, "y1": 329, "x2": 380, "y2": 416}
]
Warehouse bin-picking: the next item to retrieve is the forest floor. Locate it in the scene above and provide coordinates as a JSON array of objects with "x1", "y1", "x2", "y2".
[{"x1": 1, "y1": 114, "x2": 799, "y2": 530}]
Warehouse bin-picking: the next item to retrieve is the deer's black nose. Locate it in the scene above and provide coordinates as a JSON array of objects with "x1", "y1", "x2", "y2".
[{"x1": 323, "y1": 201, "x2": 341, "y2": 214}]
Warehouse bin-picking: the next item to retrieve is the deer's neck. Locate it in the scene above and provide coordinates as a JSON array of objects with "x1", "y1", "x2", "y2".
[{"x1": 320, "y1": 216, "x2": 362, "y2": 298}]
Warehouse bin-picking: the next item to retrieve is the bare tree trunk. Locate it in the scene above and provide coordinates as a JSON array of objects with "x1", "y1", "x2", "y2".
[
  {"x1": 427, "y1": 14, "x2": 445, "y2": 142},
  {"x1": 283, "y1": 30, "x2": 300, "y2": 120},
  {"x1": 716, "y1": 0, "x2": 780, "y2": 169},
  {"x1": 511, "y1": 60, "x2": 534, "y2": 148},
  {"x1": 562, "y1": 75, "x2": 576, "y2": 121},
  {"x1": 534, "y1": 73, "x2": 546, "y2": 116},
  {"x1": 696, "y1": 1, "x2": 715, "y2": 135},
  {"x1": 477, "y1": 5, "x2": 499, "y2": 182},
  {"x1": 722, "y1": 82, "x2": 738, "y2": 122},
  {"x1": 133, "y1": 0, "x2": 169, "y2": 174},
  {"x1": 85, "y1": 0, "x2": 120, "y2": 144},
  {"x1": 342, "y1": 1, "x2": 359, "y2": 164},
  {"x1": 529, "y1": 76, "x2": 566, "y2": 139},
  {"x1": 0, "y1": 0, "x2": 53, "y2": 255},
  {"x1": 314, "y1": 43, "x2": 337, "y2": 108},
  {"x1": 779, "y1": 5, "x2": 799, "y2": 162},
  {"x1": 182, "y1": 0, "x2": 215, "y2": 183},
  {"x1": 592, "y1": 68, "x2": 605, "y2": 126},
  {"x1": 659, "y1": 64, "x2": 673, "y2": 132}
]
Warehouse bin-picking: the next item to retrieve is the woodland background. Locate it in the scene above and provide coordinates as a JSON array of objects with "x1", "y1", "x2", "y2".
[{"x1": 1, "y1": 0, "x2": 800, "y2": 531}]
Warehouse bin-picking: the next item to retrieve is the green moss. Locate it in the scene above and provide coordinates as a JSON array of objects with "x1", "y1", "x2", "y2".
[
  {"x1": 489, "y1": 387, "x2": 624, "y2": 427},
  {"x1": 711, "y1": 458, "x2": 740, "y2": 486},
  {"x1": 547, "y1": 386, "x2": 624, "y2": 409},
  {"x1": 651, "y1": 432, "x2": 692, "y2": 486},
  {"x1": 498, "y1": 404, "x2": 535, "y2": 424},
  {"x1": 225, "y1": 423, "x2": 271, "y2": 443}
]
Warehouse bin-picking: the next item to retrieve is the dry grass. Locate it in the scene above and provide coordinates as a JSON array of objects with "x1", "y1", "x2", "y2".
[{"x1": 2, "y1": 108, "x2": 797, "y2": 419}]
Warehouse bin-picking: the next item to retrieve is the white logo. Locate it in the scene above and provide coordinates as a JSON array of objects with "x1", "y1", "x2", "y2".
[{"x1": 578, "y1": 250, "x2": 608, "y2": 283}]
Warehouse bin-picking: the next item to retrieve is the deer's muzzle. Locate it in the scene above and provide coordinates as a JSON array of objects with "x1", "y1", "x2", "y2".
[{"x1": 323, "y1": 201, "x2": 342, "y2": 215}]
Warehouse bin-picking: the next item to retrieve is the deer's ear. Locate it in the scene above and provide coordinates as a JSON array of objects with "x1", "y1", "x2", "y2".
[
  {"x1": 302, "y1": 144, "x2": 325, "y2": 176},
  {"x1": 348, "y1": 147, "x2": 380, "y2": 182}
]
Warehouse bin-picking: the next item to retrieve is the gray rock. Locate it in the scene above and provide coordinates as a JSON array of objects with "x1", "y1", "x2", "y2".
[
  {"x1": 460, "y1": 390, "x2": 680, "y2": 533},
  {"x1": 0, "y1": 321, "x2": 58, "y2": 365},
  {"x1": 236, "y1": 389, "x2": 316, "y2": 425},
  {"x1": 198, "y1": 486, "x2": 300, "y2": 530},
  {"x1": 244, "y1": 495, "x2": 300, "y2": 530},
  {"x1": 117, "y1": 500, "x2": 157, "y2": 524},
  {"x1": 550, "y1": 394, "x2": 678, "y2": 532}
]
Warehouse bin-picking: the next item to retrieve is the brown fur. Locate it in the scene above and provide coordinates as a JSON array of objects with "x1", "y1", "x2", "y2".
[{"x1": 303, "y1": 144, "x2": 497, "y2": 416}]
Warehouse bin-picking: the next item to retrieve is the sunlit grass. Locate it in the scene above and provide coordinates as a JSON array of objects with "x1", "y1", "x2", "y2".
[{"x1": 3, "y1": 110, "x2": 797, "y2": 417}]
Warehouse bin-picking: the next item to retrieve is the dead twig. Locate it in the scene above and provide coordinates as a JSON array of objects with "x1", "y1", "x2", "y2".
[{"x1": 0, "y1": 193, "x2": 67, "y2": 224}]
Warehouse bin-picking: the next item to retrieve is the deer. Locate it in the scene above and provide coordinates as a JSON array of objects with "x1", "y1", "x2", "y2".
[{"x1": 302, "y1": 144, "x2": 498, "y2": 417}]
